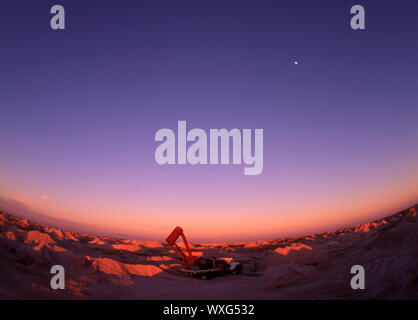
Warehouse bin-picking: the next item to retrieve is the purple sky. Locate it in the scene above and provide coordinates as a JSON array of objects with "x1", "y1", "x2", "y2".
[{"x1": 0, "y1": 1, "x2": 417, "y2": 241}]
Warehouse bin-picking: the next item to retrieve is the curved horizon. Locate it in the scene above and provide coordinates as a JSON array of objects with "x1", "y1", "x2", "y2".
[{"x1": 0, "y1": 194, "x2": 416, "y2": 242}]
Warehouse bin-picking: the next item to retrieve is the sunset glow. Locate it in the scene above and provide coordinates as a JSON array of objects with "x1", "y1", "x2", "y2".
[{"x1": 0, "y1": 1, "x2": 417, "y2": 242}]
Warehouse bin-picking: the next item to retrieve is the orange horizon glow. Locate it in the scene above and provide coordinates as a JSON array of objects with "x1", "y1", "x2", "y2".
[{"x1": 1, "y1": 174, "x2": 416, "y2": 242}]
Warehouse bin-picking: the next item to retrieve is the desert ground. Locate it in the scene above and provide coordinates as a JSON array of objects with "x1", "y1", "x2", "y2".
[{"x1": 0, "y1": 205, "x2": 417, "y2": 299}]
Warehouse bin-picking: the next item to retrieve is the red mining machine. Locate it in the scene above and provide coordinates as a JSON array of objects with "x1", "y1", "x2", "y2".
[{"x1": 166, "y1": 226, "x2": 243, "y2": 279}]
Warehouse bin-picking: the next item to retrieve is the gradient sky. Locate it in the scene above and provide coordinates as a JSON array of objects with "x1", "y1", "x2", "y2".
[{"x1": 0, "y1": 0, "x2": 417, "y2": 241}]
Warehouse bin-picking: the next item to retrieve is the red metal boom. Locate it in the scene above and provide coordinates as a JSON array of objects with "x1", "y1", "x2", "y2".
[{"x1": 166, "y1": 226, "x2": 198, "y2": 268}]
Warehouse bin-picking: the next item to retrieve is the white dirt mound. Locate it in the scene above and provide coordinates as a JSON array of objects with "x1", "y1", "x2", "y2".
[
  {"x1": 112, "y1": 244, "x2": 141, "y2": 252},
  {"x1": 86, "y1": 256, "x2": 163, "y2": 277}
]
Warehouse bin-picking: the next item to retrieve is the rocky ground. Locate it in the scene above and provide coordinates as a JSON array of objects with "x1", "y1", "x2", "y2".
[{"x1": 0, "y1": 205, "x2": 417, "y2": 299}]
